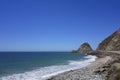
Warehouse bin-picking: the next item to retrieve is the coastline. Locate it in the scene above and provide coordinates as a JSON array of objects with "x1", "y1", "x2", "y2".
[
  {"x1": 47, "y1": 55, "x2": 112, "y2": 80},
  {"x1": 42, "y1": 55, "x2": 97, "y2": 80},
  {"x1": 1, "y1": 52, "x2": 120, "y2": 80},
  {"x1": 0, "y1": 53, "x2": 97, "y2": 80}
]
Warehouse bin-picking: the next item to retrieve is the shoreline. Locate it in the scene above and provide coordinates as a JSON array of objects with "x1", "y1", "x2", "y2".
[
  {"x1": 0, "y1": 53, "x2": 97, "y2": 80},
  {"x1": 42, "y1": 55, "x2": 97, "y2": 80},
  {"x1": 47, "y1": 55, "x2": 112, "y2": 80}
]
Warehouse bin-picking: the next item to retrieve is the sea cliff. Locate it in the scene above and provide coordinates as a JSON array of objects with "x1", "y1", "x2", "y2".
[
  {"x1": 97, "y1": 29, "x2": 120, "y2": 51},
  {"x1": 72, "y1": 42, "x2": 93, "y2": 53},
  {"x1": 49, "y1": 28, "x2": 120, "y2": 80}
]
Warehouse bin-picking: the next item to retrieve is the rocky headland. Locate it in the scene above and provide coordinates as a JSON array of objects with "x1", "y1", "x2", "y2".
[
  {"x1": 48, "y1": 28, "x2": 120, "y2": 80},
  {"x1": 72, "y1": 42, "x2": 93, "y2": 53},
  {"x1": 97, "y1": 29, "x2": 120, "y2": 51}
]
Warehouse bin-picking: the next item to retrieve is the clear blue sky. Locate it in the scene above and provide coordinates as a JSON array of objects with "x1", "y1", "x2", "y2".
[{"x1": 0, "y1": 0, "x2": 120, "y2": 51}]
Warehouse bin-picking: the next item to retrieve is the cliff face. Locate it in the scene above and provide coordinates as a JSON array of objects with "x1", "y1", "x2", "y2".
[
  {"x1": 97, "y1": 29, "x2": 120, "y2": 51},
  {"x1": 76, "y1": 42, "x2": 93, "y2": 53}
]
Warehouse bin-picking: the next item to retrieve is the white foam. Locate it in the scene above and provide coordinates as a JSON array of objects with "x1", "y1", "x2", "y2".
[{"x1": 0, "y1": 55, "x2": 97, "y2": 80}]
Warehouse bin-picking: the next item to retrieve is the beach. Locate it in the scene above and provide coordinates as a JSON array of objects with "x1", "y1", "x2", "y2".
[
  {"x1": 0, "y1": 52, "x2": 120, "y2": 80},
  {"x1": 0, "y1": 52, "x2": 97, "y2": 80},
  {"x1": 48, "y1": 56, "x2": 112, "y2": 80}
]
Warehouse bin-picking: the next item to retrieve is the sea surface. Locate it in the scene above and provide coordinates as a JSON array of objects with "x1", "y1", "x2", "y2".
[{"x1": 0, "y1": 52, "x2": 97, "y2": 80}]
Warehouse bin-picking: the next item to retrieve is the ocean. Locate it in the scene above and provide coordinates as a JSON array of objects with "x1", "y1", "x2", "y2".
[{"x1": 0, "y1": 52, "x2": 97, "y2": 80}]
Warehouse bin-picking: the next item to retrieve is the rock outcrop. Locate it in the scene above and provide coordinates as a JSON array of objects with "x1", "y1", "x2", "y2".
[
  {"x1": 97, "y1": 29, "x2": 120, "y2": 51},
  {"x1": 73, "y1": 42, "x2": 93, "y2": 53}
]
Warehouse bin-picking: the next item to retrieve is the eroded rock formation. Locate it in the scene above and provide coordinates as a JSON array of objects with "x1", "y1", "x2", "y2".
[{"x1": 72, "y1": 42, "x2": 93, "y2": 53}]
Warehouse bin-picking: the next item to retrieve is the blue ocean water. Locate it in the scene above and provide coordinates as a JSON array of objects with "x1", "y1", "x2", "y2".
[{"x1": 0, "y1": 52, "x2": 97, "y2": 80}]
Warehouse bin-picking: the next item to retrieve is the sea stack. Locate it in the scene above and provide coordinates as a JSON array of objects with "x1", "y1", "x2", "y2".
[
  {"x1": 97, "y1": 29, "x2": 120, "y2": 51},
  {"x1": 73, "y1": 42, "x2": 93, "y2": 53}
]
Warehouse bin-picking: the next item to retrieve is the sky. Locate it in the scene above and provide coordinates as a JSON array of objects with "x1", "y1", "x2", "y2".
[{"x1": 0, "y1": 0, "x2": 120, "y2": 51}]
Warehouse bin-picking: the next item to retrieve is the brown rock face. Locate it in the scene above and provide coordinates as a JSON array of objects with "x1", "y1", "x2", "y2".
[
  {"x1": 97, "y1": 29, "x2": 120, "y2": 51},
  {"x1": 76, "y1": 42, "x2": 93, "y2": 53}
]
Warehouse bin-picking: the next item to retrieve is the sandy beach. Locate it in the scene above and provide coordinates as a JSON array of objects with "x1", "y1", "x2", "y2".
[{"x1": 47, "y1": 56, "x2": 112, "y2": 80}]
